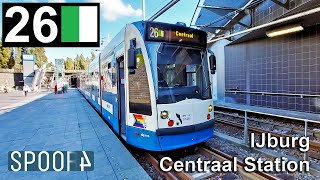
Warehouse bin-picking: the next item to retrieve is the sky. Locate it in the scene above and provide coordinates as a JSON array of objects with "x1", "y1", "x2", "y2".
[{"x1": 0, "y1": 0, "x2": 201, "y2": 64}]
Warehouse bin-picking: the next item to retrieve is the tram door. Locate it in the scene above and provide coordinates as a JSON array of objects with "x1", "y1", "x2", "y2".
[{"x1": 117, "y1": 58, "x2": 126, "y2": 137}]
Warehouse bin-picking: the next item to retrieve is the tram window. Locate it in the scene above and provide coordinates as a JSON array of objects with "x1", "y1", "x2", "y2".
[
  {"x1": 102, "y1": 60, "x2": 117, "y2": 93},
  {"x1": 128, "y1": 48, "x2": 152, "y2": 116},
  {"x1": 157, "y1": 44, "x2": 211, "y2": 104}
]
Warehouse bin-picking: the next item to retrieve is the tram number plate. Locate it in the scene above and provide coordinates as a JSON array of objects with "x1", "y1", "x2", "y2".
[{"x1": 2, "y1": 3, "x2": 100, "y2": 47}]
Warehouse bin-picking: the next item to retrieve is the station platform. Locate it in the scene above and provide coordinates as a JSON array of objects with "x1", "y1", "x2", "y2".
[
  {"x1": 0, "y1": 90, "x2": 50, "y2": 114},
  {"x1": 214, "y1": 100, "x2": 320, "y2": 123},
  {"x1": 0, "y1": 89, "x2": 150, "y2": 180}
]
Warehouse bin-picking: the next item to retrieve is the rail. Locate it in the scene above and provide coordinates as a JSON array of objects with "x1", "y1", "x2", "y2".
[
  {"x1": 145, "y1": 148, "x2": 277, "y2": 180},
  {"x1": 198, "y1": 146, "x2": 277, "y2": 180}
]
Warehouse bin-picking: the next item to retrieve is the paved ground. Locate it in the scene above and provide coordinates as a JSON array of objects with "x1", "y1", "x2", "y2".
[
  {"x1": 0, "y1": 90, "x2": 50, "y2": 112},
  {"x1": 0, "y1": 89, "x2": 150, "y2": 180}
]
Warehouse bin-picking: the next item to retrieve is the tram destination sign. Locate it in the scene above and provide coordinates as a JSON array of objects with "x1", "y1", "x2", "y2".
[{"x1": 145, "y1": 22, "x2": 207, "y2": 47}]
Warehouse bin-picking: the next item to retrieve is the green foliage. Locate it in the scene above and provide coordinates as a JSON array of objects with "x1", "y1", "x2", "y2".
[
  {"x1": 14, "y1": 47, "x2": 23, "y2": 72},
  {"x1": 0, "y1": 43, "x2": 48, "y2": 71},
  {"x1": 46, "y1": 62, "x2": 54, "y2": 70},
  {"x1": 74, "y1": 55, "x2": 80, "y2": 70},
  {"x1": 64, "y1": 57, "x2": 74, "y2": 70},
  {"x1": 73, "y1": 54, "x2": 90, "y2": 70},
  {"x1": 79, "y1": 54, "x2": 87, "y2": 70},
  {"x1": 0, "y1": 42, "x2": 13, "y2": 69},
  {"x1": 0, "y1": 42, "x2": 95, "y2": 71},
  {"x1": 90, "y1": 52, "x2": 96, "y2": 62},
  {"x1": 30, "y1": 47, "x2": 48, "y2": 68},
  {"x1": 21, "y1": 47, "x2": 30, "y2": 54},
  {"x1": 8, "y1": 51, "x2": 15, "y2": 69}
]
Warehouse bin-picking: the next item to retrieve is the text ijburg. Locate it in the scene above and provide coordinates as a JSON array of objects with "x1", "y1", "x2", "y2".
[{"x1": 159, "y1": 133, "x2": 309, "y2": 173}]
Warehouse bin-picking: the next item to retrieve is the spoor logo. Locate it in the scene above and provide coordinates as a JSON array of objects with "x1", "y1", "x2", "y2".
[{"x1": 8, "y1": 151, "x2": 94, "y2": 171}]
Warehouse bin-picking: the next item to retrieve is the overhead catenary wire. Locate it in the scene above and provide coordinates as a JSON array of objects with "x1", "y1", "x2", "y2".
[
  {"x1": 148, "y1": 0, "x2": 180, "y2": 21},
  {"x1": 148, "y1": 0, "x2": 169, "y2": 18},
  {"x1": 189, "y1": 0, "x2": 201, "y2": 26}
]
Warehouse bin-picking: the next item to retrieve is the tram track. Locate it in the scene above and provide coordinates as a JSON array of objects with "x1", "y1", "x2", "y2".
[
  {"x1": 144, "y1": 146, "x2": 277, "y2": 180},
  {"x1": 144, "y1": 153, "x2": 178, "y2": 180},
  {"x1": 214, "y1": 117, "x2": 320, "y2": 160},
  {"x1": 214, "y1": 110, "x2": 320, "y2": 159},
  {"x1": 197, "y1": 146, "x2": 277, "y2": 180},
  {"x1": 215, "y1": 111, "x2": 320, "y2": 139}
]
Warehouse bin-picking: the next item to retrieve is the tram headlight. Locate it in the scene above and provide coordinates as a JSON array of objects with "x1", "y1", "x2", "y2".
[
  {"x1": 208, "y1": 105, "x2": 213, "y2": 112},
  {"x1": 160, "y1": 111, "x2": 169, "y2": 119}
]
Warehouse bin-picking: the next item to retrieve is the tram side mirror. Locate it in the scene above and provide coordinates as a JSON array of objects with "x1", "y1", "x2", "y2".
[
  {"x1": 209, "y1": 54, "x2": 216, "y2": 74},
  {"x1": 128, "y1": 39, "x2": 137, "y2": 70}
]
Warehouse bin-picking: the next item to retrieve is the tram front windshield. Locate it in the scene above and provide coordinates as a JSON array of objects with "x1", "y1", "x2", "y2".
[{"x1": 157, "y1": 44, "x2": 211, "y2": 104}]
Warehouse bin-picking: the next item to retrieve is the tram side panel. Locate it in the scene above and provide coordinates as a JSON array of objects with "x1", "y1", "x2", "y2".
[
  {"x1": 88, "y1": 69, "x2": 101, "y2": 112},
  {"x1": 124, "y1": 24, "x2": 162, "y2": 151},
  {"x1": 100, "y1": 55, "x2": 120, "y2": 134},
  {"x1": 79, "y1": 74, "x2": 89, "y2": 99}
]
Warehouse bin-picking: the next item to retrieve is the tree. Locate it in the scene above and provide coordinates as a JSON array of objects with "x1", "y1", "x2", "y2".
[
  {"x1": 78, "y1": 54, "x2": 86, "y2": 70},
  {"x1": 8, "y1": 51, "x2": 15, "y2": 69},
  {"x1": 21, "y1": 47, "x2": 31, "y2": 54},
  {"x1": 64, "y1": 57, "x2": 74, "y2": 70},
  {"x1": 14, "y1": 47, "x2": 23, "y2": 72},
  {"x1": 46, "y1": 62, "x2": 54, "y2": 70},
  {"x1": 85, "y1": 57, "x2": 91, "y2": 69},
  {"x1": 90, "y1": 52, "x2": 96, "y2": 62},
  {"x1": 73, "y1": 54, "x2": 92, "y2": 70},
  {"x1": 74, "y1": 55, "x2": 80, "y2": 70},
  {"x1": 0, "y1": 45, "x2": 48, "y2": 70},
  {"x1": 0, "y1": 42, "x2": 13, "y2": 69},
  {"x1": 32, "y1": 47, "x2": 48, "y2": 68}
]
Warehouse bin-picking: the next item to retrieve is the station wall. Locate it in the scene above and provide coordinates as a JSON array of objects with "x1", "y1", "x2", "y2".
[
  {"x1": 224, "y1": 24, "x2": 320, "y2": 114},
  {"x1": 0, "y1": 70, "x2": 23, "y2": 88},
  {"x1": 210, "y1": 39, "x2": 229, "y2": 101},
  {"x1": 209, "y1": 0, "x2": 320, "y2": 114}
]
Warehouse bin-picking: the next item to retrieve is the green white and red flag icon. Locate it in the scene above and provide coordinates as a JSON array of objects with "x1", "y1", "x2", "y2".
[{"x1": 61, "y1": 6, "x2": 98, "y2": 42}]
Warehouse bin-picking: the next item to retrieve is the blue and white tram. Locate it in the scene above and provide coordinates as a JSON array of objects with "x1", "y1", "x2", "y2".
[{"x1": 79, "y1": 21, "x2": 216, "y2": 151}]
